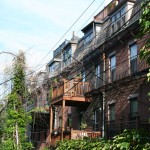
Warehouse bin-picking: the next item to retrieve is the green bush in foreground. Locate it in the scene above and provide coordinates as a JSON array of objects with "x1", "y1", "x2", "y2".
[{"x1": 56, "y1": 130, "x2": 150, "y2": 150}]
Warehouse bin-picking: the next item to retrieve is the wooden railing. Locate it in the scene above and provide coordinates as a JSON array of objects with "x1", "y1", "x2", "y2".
[
  {"x1": 71, "y1": 129, "x2": 101, "y2": 140},
  {"x1": 52, "y1": 80, "x2": 90, "y2": 100}
]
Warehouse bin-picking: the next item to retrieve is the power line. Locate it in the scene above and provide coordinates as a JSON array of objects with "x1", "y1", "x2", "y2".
[
  {"x1": 28, "y1": 0, "x2": 96, "y2": 74},
  {"x1": 49, "y1": 1, "x2": 144, "y2": 101},
  {"x1": 0, "y1": 1, "x2": 142, "y2": 90}
]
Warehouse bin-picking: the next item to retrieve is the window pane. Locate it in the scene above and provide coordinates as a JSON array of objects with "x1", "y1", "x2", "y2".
[
  {"x1": 111, "y1": 16, "x2": 116, "y2": 22},
  {"x1": 130, "y1": 98, "x2": 138, "y2": 119},
  {"x1": 130, "y1": 44, "x2": 137, "y2": 59},
  {"x1": 121, "y1": 7, "x2": 125, "y2": 16},
  {"x1": 116, "y1": 12, "x2": 120, "y2": 19},
  {"x1": 96, "y1": 65, "x2": 100, "y2": 77},
  {"x1": 130, "y1": 43, "x2": 137, "y2": 74},
  {"x1": 82, "y1": 70, "x2": 86, "y2": 82},
  {"x1": 110, "y1": 55, "x2": 116, "y2": 69},
  {"x1": 131, "y1": 99, "x2": 138, "y2": 113},
  {"x1": 109, "y1": 104, "x2": 115, "y2": 121},
  {"x1": 93, "y1": 109, "x2": 100, "y2": 131}
]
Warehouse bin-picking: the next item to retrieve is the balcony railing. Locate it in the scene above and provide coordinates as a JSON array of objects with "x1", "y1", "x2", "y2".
[
  {"x1": 75, "y1": 0, "x2": 142, "y2": 62},
  {"x1": 50, "y1": 129, "x2": 101, "y2": 145},
  {"x1": 71, "y1": 129, "x2": 101, "y2": 139},
  {"x1": 107, "y1": 116, "x2": 150, "y2": 138},
  {"x1": 96, "y1": 0, "x2": 142, "y2": 47},
  {"x1": 52, "y1": 80, "x2": 90, "y2": 100}
]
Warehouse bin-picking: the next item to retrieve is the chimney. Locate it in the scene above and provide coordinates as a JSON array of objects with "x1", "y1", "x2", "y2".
[{"x1": 72, "y1": 31, "x2": 75, "y2": 40}]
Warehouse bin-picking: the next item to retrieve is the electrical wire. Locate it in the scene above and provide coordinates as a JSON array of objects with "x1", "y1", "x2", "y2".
[{"x1": 27, "y1": 0, "x2": 96, "y2": 74}]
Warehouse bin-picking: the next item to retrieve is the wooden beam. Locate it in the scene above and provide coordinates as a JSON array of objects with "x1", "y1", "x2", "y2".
[
  {"x1": 49, "y1": 107, "x2": 53, "y2": 143},
  {"x1": 61, "y1": 100, "x2": 65, "y2": 141}
]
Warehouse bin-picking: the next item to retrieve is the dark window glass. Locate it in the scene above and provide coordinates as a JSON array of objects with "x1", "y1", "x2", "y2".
[
  {"x1": 130, "y1": 98, "x2": 138, "y2": 120},
  {"x1": 110, "y1": 55, "x2": 116, "y2": 81},
  {"x1": 109, "y1": 103, "x2": 115, "y2": 121},
  {"x1": 130, "y1": 43, "x2": 137, "y2": 74}
]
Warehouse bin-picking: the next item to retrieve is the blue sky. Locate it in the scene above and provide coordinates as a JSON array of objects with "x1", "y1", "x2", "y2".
[{"x1": 0, "y1": 0, "x2": 111, "y2": 99}]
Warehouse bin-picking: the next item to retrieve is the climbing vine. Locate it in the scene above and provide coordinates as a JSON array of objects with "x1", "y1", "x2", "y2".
[{"x1": 0, "y1": 51, "x2": 33, "y2": 150}]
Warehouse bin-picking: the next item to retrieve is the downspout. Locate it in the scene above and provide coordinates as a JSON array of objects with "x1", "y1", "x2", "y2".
[{"x1": 102, "y1": 47, "x2": 106, "y2": 138}]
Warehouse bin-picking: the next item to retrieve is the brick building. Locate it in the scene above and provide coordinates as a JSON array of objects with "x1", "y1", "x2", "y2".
[
  {"x1": 29, "y1": 0, "x2": 150, "y2": 149},
  {"x1": 48, "y1": 0, "x2": 150, "y2": 145}
]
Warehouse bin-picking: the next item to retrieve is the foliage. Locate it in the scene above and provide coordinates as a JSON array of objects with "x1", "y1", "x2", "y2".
[
  {"x1": 49, "y1": 87, "x2": 53, "y2": 102},
  {"x1": 56, "y1": 130, "x2": 150, "y2": 150},
  {"x1": 139, "y1": 0, "x2": 150, "y2": 79},
  {"x1": 139, "y1": 0, "x2": 150, "y2": 126},
  {"x1": 80, "y1": 122, "x2": 87, "y2": 130},
  {"x1": 111, "y1": 129, "x2": 150, "y2": 150},
  {"x1": 56, "y1": 138, "x2": 111, "y2": 150},
  {"x1": 0, "y1": 51, "x2": 33, "y2": 150}
]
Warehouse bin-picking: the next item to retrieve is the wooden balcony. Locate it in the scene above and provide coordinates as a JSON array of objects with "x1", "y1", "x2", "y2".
[{"x1": 51, "y1": 80, "x2": 90, "y2": 106}]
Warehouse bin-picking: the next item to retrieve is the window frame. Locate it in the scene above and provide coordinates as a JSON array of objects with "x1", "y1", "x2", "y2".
[
  {"x1": 95, "y1": 64, "x2": 101, "y2": 88},
  {"x1": 110, "y1": 5, "x2": 126, "y2": 33},
  {"x1": 130, "y1": 97, "x2": 138, "y2": 120},
  {"x1": 129, "y1": 42, "x2": 138, "y2": 74},
  {"x1": 109, "y1": 103, "x2": 115, "y2": 122},
  {"x1": 63, "y1": 48, "x2": 72, "y2": 67},
  {"x1": 110, "y1": 54, "x2": 116, "y2": 82},
  {"x1": 93, "y1": 108, "x2": 100, "y2": 131}
]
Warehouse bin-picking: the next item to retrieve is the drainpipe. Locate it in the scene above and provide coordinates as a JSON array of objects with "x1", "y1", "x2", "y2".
[{"x1": 102, "y1": 50, "x2": 106, "y2": 138}]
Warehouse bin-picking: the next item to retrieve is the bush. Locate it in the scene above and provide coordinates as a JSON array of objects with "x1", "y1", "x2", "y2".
[{"x1": 56, "y1": 130, "x2": 150, "y2": 150}]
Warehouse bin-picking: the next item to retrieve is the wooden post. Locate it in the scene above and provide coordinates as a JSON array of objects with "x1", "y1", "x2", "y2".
[
  {"x1": 50, "y1": 107, "x2": 53, "y2": 143},
  {"x1": 61, "y1": 100, "x2": 65, "y2": 141}
]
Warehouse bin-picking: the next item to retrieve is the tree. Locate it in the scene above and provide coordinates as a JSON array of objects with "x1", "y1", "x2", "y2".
[
  {"x1": 0, "y1": 51, "x2": 33, "y2": 150},
  {"x1": 139, "y1": 0, "x2": 150, "y2": 124},
  {"x1": 139, "y1": 0, "x2": 150, "y2": 76}
]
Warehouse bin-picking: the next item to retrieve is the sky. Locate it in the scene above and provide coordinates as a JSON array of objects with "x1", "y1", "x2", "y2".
[{"x1": 0, "y1": 0, "x2": 112, "y2": 99}]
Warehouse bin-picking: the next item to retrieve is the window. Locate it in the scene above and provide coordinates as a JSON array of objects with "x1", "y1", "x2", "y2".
[
  {"x1": 67, "y1": 115, "x2": 72, "y2": 127},
  {"x1": 63, "y1": 48, "x2": 72, "y2": 67},
  {"x1": 82, "y1": 70, "x2": 86, "y2": 82},
  {"x1": 84, "y1": 32, "x2": 93, "y2": 47},
  {"x1": 130, "y1": 43, "x2": 137, "y2": 74},
  {"x1": 110, "y1": 55, "x2": 116, "y2": 82},
  {"x1": 49, "y1": 62, "x2": 59, "y2": 74},
  {"x1": 95, "y1": 65, "x2": 101, "y2": 88},
  {"x1": 116, "y1": 12, "x2": 120, "y2": 19},
  {"x1": 59, "y1": 117, "x2": 62, "y2": 128},
  {"x1": 93, "y1": 108, "x2": 100, "y2": 131},
  {"x1": 111, "y1": 24, "x2": 115, "y2": 34},
  {"x1": 121, "y1": 6, "x2": 125, "y2": 16},
  {"x1": 130, "y1": 98, "x2": 138, "y2": 120},
  {"x1": 111, "y1": 16, "x2": 116, "y2": 23},
  {"x1": 110, "y1": 6, "x2": 126, "y2": 33},
  {"x1": 109, "y1": 103, "x2": 115, "y2": 121}
]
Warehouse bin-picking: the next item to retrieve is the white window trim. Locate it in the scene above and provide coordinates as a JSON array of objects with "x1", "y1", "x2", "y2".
[{"x1": 127, "y1": 93, "x2": 139, "y2": 100}]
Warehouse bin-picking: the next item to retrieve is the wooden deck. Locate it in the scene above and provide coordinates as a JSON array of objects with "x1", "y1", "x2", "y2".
[{"x1": 51, "y1": 80, "x2": 90, "y2": 106}]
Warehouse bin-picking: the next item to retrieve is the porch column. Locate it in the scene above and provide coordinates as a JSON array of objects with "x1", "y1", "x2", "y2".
[
  {"x1": 50, "y1": 106, "x2": 53, "y2": 143},
  {"x1": 61, "y1": 100, "x2": 65, "y2": 141}
]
